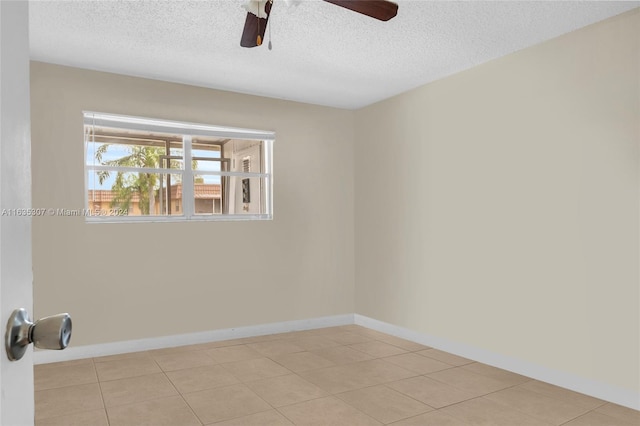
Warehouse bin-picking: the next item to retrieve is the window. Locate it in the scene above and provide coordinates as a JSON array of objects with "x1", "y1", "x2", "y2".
[{"x1": 84, "y1": 112, "x2": 273, "y2": 222}]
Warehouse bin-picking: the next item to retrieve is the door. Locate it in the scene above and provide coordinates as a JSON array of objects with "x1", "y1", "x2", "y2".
[{"x1": 0, "y1": 2, "x2": 35, "y2": 425}]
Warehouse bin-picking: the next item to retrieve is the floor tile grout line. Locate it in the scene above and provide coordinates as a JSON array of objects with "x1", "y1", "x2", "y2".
[
  {"x1": 592, "y1": 403, "x2": 640, "y2": 424},
  {"x1": 436, "y1": 395, "x2": 519, "y2": 425},
  {"x1": 421, "y1": 365, "x2": 534, "y2": 394},
  {"x1": 273, "y1": 406, "x2": 298, "y2": 425},
  {"x1": 98, "y1": 386, "x2": 183, "y2": 410},
  {"x1": 332, "y1": 381, "x2": 439, "y2": 414},
  {"x1": 180, "y1": 381, "x2": 278, "y2": 425},
  {"x1": 159, "y1": 369, "x2": 206, "y2": 426},
  {"x1": 34, "y1": 407, "x2": 109, "y2": 424},
  {"x1": 378, "y1": 382, "x2": 439, "y2": 411},
  {"x1": 378, "y1": 351, "x2": 462, "y2": 374},
  {"x1": 416, "y1": 352, "x2": 474, "y2": 367},
  {"x1": 264, "y1": 352, "x2": 323, "y2": 374},
  {"x1": 95, "y1": 372, "x2": 111, "y2": 426},
  {"x1": 557, "y1": 408, "x2": 638, "y2": 426},
  {"x1": 474, "y1": 385, "x2": 594, "y2": 425},
  {"x1": 391, "y1": 409, "x2": 457, "y2": 426},
  {"x1": 557, "y1": 410, "x2": 593, "y2": 426},
  {"x1": 479, "y1": 379, "x2": 600, "y2": 406},
  {"x1": 384, "y1": 376, "x2": 525, "y2": 412},
  {"x1": 33, "y1": 358, "x2": 101, "y2": 393},
  {"x1": 93, "y1": 354, "x2": 164, "y2": 383},
  {"x1": 94, "y1": 369, "x2": 165, "y2": 384},
  {"x1": 96, "y1": 356, "x2": 181, "y2": 412},
  {"x1": 34, "y1": 374, "x2": 106, "y2": 423},
  {"x1": 33, "y1": 378, "x2": 100, "y2": 393},
  {"x1": 513, "y1": 381, "x2": 610, "y2": 411},
  {"x1": 92, "y1": 351, "x2": 155, "y2": 365},
  {"x1": 274, "y1": 393, "x2": 384, "y2": 426},
  {"x1": 370, "y1": 337, "x2": 425, "y2": 353},
  {"x1": 214, "y1": 355, "x2": 296, "y2": 383}
]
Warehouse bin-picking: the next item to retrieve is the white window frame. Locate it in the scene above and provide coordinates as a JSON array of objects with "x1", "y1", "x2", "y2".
[{"x1": 83, "y1": 112, "x2": 274, "y2": 223}]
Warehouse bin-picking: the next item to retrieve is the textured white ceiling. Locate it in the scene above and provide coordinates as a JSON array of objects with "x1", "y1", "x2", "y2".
[{"x1": 29, "y1": 0, "x2": 639, "y2": 109}]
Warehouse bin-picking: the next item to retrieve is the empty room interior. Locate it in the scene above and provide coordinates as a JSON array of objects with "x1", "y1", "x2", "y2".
[{"x1": 5, "y1": 0, "x2": 639, "y2": 425}]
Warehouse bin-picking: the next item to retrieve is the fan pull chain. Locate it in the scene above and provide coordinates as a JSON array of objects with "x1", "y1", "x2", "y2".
[
  {"x1": 256, "y1": 1, "x2": 263, "y2": 46},
  {"x1": 268, "y1": 2, "x2": 273, "y2": 50},
  {"x1": 257, "y1": 13, "x2": 262, "y2": 45},
  {"x1": 256, "y1": 0, "x2": 273, "y2": 48}
]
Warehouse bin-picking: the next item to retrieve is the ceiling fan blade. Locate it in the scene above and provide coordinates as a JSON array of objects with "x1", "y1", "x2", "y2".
[
  {"x1": 240, "y1": 1, "x2": 272, "y2": 48},
  {"x1": 322, "y1": 0, "x2": 398, "y2": 21}
]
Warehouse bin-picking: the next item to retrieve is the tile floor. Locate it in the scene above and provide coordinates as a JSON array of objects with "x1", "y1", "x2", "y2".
[{"x1": 34, "y1": 325, "x2": 639, "y2": 425}]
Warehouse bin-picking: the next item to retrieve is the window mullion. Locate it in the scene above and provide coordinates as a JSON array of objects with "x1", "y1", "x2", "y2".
[{"x1": 182, "y1": 135, "x2": 194, "y2": 219}]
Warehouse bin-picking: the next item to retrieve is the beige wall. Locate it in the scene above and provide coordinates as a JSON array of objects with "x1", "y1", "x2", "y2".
[
  {"x1": 31, "y1": 62, "x2": 355, "y2": 346},
  {"x1": 354, "y1": 9, "x2": 639, "y2": 395}
]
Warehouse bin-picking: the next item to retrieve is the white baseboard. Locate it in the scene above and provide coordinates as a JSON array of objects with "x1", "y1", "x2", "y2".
[
  {"x1": 354, "y1": 314, "x2": 640, "y2": 411},
  {"x1": 34, "y1": 313, "x2": 354, "y2": 365}
]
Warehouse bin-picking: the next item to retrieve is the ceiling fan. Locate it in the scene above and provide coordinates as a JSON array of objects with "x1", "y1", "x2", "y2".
[{"x1": 240, "y1": 0, "x2": 399, "y2": 48}]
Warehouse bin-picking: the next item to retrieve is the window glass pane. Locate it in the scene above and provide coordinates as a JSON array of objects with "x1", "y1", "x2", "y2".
[
  {"x1": 193, "y1": 176, "x2": 269, "y2": 215},
  {"x1": 158, "y1": 173, "x2": 187, "y2": 216},
  {"x1": 87, "y1": 171, "x2": 183, "y2": 216},
  {"x1": 192, "y1": 137, "x2": 225, "y2": 173},
  {"x1": 222, "y1": 140, "x2": 264, "y2": 174},
  {"x1": 193, "y1": 177, "x2": 222, "y2": 214},
  {"x1": 85, "y1": 125, "x2": 184, "y2": 170}
]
